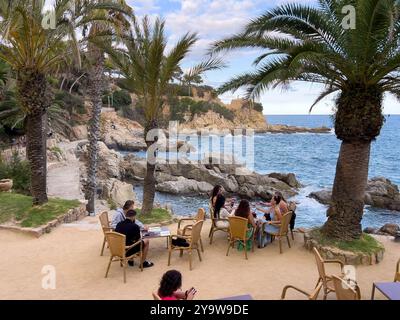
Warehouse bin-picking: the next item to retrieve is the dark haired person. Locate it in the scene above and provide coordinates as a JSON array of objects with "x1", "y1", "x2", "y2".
[
  {"x1": 257, "y1": 195, "x2": 283, "y2": 246},
  {"x1": 234, "y1": 199, "x2": 258, "y2": 251},
  {"x1": 210, "y1": 185, "x2": 233, "y2": 228},
  {"x1": 258, "y1": 191, "x2": 289, "y2": 215},
  {"x1": 115, "y1": 210, "x2": 154, "y2": 268},
  {"x1": 111, "y1": 200, "x2": 145, "y2": 230},
  {"x1": 158, "y1": 270, "x2": 196, "y2": 300}
]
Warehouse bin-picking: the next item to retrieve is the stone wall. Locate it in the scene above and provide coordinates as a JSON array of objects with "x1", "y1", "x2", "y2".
[
  {"x1": 0, "y1": 204, "x2": 87, "y2": 238},
  {"x1": 304, "y1": 232, "x2": 385, "y2": 266}
]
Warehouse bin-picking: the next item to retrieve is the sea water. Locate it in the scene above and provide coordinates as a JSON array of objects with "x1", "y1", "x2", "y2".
[{"x1": 133, "y1": 115, "x2": 400, "y2": 229}]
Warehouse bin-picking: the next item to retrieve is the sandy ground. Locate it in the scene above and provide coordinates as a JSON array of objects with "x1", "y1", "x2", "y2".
[{"x1": 0, "y1": 216, "x2": 398, "y2": 300}]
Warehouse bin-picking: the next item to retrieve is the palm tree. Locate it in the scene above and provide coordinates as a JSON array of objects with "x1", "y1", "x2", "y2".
[
  {"x1": 211, "y1": 0, "x2": 400, "y2": 240},
  {"x1": 79, "y1": 0, "x2": 133, "y2": 214},
  {"x1": 107, "y1": 16, "x2": 222, "y2": 215},
  {"x1": 0, "y1": 0, "x2": 80, "y2": 205}
]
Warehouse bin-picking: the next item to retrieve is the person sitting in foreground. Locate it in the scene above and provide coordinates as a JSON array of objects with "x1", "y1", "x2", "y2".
[
  {"x1": 111, "y1": 200, "x2": 145, "y2": 230},
  {"x1": 158, "y1": 270, "x2": 196, "y2": 300},
  {"x1": 115, "y1": 210, "x2": 154, "y2": 268},
  {"x1": 234, "y1": 200, "x2": 258, "y2": 251},
  {"x1": 210, "y1": 185, "x2": 234, "y2": 228}
]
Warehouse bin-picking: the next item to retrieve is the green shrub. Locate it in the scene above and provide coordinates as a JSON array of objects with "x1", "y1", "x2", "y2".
[
  {"x1": 54, "y1": 91, "x2": 85, "y2": 114},
  {"x1": 253, "y1": 102, "x2": 264, "y2": 113},
  {"x1": 102, "y1": 90, "x2": 132, "y2": 109},
  {"x1": 0, "y1": 152, "x2": 30, "y2": 194},
  {"x1": 169, "y1": 98, "x2": 234, "y2": 122}
]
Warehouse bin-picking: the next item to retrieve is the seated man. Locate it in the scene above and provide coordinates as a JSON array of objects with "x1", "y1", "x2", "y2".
[
  {"x1": 115, "y1": 210, "x2": 154, "y2": 268},
  {"x1": 111, "y1": 200, "x2": 145, "y2": 230}
]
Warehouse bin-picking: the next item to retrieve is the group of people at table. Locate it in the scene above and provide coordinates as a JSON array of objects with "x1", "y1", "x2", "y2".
[
  {"x1": 210, "y1": 185, "x2": 295, "y2": 249},
  {"x1": 109, "y1": 186, "x2": 295, "y2": 300}
]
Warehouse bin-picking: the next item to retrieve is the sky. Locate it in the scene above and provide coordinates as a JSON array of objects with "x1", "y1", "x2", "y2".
[{"x1": 128, "y1": 0, "x2": 399, "y2": 115}]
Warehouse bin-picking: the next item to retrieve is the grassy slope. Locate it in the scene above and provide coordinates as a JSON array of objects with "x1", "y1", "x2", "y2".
[
  {"x1": 0, "y1": 193, "x2": 80, "y2": 228},
  {"x1": 135, "y1": 208, "x2": 172, "y2": 224},
  {"x1": 310, "y1": 228, "x2": 384, "y2": 254}
]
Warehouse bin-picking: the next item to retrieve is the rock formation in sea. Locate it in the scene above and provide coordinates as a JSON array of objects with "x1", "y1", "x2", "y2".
[{"x1": 309, "y1": 177, "x2": 400, "y2": 212}]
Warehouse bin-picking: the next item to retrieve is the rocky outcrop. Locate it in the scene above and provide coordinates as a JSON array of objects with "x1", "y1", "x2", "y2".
[
  {"x1": 121, "y1": 154, "x2": 300, "y2": 199},
  {"x1": 260, "y1": 124, "x2": 331, "y2": 134},
  {"x1": 100, "y1": 111, "x2": 146, "y2": 152},
  {"x1": 309, "y1": 177, "x2": 400, "y2": 211},
  {"x1": 364, "y1": 223, "x2": 400, "y2": 237},
  {"x1": 99, "y1": 178, "x2": 136, "y2": 207}
]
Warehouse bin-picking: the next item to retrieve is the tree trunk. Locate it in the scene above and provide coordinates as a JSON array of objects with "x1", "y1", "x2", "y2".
[
  {"x1": 17, "y1": 70, "x2": 50, "y2": 205},
  {"x1": 26, "y1": 112, "x2": 48, "y2": 205},
  {"x1": 321, "y1": 141, "x2": 371, "y2": 240},
  {"x1": 141, "y1": 121, "x2": 158, "y2": 215},
  {"x1": 321, "y1": 86, "x2": 384, "y2": 241},
  {"x1": 85, "y1": 46, "x2": 105, "y2": 214}
]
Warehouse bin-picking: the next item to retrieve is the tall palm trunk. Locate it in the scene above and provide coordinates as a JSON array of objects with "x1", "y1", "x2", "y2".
[
  {"x1": 141, "y1": 121, "x2": 158, "y2": 215},
  {"x1": 17, "y1": 70, "x2": 50, "y2": 205},
  {"x1": 322, "y1": 141, "x2": 371, "y2": 240},
  {"x1": 321, "y1": 86, "x2": 384, "y2": 240},
  {"x1": 86, "y1": 45, "x2": 105, "y2": 214}
]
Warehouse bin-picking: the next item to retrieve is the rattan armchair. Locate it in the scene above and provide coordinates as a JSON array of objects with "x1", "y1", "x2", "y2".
[
  {"x1": 177, "y1": 208, "x2": 206, "y2": 252},
  {"x1": 332, "y1": 275, "x2": 361, "y2": 300},
  {"x1": 104, "y1": 231, "x2": 143, "y2": 283},
  {"x1": 262, "y1": 211, "x2": 292, "y2": 254},
  {"x1": 395, "y1": 258, "x2": 400, "y2": 282},
  {"x1": 168, "y1": 220, "x2": 204, "y2": 270},
  {"x1": 226, "y1": 216, "x2": 255, "y2": 260},
  {"x1": 313, "y1": 247, "x2": 345, "y2": 299},
  {"x1": 99, "y1": 211, "x2": 112, "y2": 256}
]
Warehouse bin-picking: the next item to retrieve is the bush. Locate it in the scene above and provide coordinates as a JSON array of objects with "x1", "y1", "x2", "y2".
[
  {"x1": 0, "y1": 152, "x2": 30, "y2": 194},
  {"x1": 253, "y1": 102, "x2": 264, "y2": 113},
  {"x1": 102, "y1": 90, "x2": 132, "y2": 109},
  {"x1": 169, "y1": 98, "x2": 234, "y2": 122},
  {"x1": 54, "y1": 91, "x2": 85, "y2": 114}
]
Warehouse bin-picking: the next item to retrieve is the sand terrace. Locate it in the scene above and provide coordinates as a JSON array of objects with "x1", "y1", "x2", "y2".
[{"x1": 0, "y1": 216, "x2": 398, "y2": 300}]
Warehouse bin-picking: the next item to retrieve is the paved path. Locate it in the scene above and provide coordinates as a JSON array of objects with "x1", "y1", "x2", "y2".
[{"x1": 47, "y1": 141, "x2": 85, "y2": 201}]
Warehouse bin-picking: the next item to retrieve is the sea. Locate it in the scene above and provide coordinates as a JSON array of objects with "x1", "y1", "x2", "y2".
[{"x1": 133, "y1": 115, "x2": 400, "y2": 229}]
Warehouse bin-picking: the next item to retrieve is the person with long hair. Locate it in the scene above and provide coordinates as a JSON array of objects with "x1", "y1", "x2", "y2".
[
  {"x1": 257, "y1": 191, "x2": 289, "y2": 215},
  {"x1": 158, "y1": 270, "x2": 196, "y2": 300},
  {"x1": 257, "y1": 195, "x2": 284, "y2": 247},
  {"x1": 210, "y1": 185, "x2": 233, "y2": 228},
  {"x1": 234, "y1": 199, "x2": 258, "y2": 251}
]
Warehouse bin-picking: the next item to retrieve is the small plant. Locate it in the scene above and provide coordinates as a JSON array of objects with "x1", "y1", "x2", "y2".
[
  {"x1": 0, "y1": 152, "x2": 30, "y2": 194},
  {"x1": 107, "y1": 198, "x2": 117, "y2": 210}
]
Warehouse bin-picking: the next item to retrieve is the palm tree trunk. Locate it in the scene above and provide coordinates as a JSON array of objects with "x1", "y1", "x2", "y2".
[
  {"x1": 17, "y1": 70, "x2": 50, "y2": 205},
  {"x1": 321, "y1": 141, "x2": 371, "y2": 240},
  {"x1": 141, "y1": 122, "x2": 158, "y2": 215},
  {"x1": 26, "y1": 111, "x2": 48, "y2": 205},
  {"x1": 86, "y1": 46, "x2": 105, "y2": 214}
]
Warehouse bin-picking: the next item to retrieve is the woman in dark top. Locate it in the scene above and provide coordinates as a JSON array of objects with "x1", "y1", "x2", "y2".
[
  {"x1": 234, "y1": 200, "x2": 258, "y2": 251},
  {"x1": 210, "y1": 185, "x2": 232, "y2": 227}
]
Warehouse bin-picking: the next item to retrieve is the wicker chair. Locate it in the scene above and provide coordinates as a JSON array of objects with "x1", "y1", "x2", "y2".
[
  {"x1": 208, "y1": 202, "x2": 229, "y2": 244},
  {"x1": 332, "y1": 275, "x2": 361, "y2": 300},
  {"x1": 104, "y1": 231, "x2": 143, "y2": 283},
  {"x1": 168, "y1": 220, "x2": 204, "y2": 270},
  {"x1": 281, "y1": 282, "x2": 323, "y2": 300},
  {"x1": 262, "y1": 211, "x2": 293, "y2": 254},
  {"x1": 177, "y1": 208, "x2": 206, "y2": 252},
  {"x1": 99, "y1": 211, "x2": 112, "y2": 256},
  {"x1": 226, "y1": 216, "x2": 255, "y2": 260},
  {"x1": 313, "y1": 247, "x2": 345, "y2": 300},
  {"x1": 395, "y1": 258, "x2": 400, "y2": 282}
]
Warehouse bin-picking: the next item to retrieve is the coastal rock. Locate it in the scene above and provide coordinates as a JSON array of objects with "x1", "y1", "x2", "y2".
[
  {"x1": 261, "y1": 124, "x2": 331, "y2": 134},
  {"x1": 101, "y1": 111, "x2": 146, "y2": 152},
  {"x1": 364, "y1": 224, "x2": 400, "y2": 237},
  {"x1": 100, "y1": 178, "x2": 136, "y2": 207},
  {"x1": 309, "y1": 177, "x2": 400, "y2": 211},
  {"x1": 156, "y1": 176, "x2": 213, "y2": 195},
  {"x1": 71, "y1": 125, "x2": 88, "y2": 140},
  {"x1": 121, "y1": 155, "x2": 299, "y2": 200},
  {"x1": 0, "y1": 179, "x2": 13, "y2": 192},
  {"x1": 268, "y1": 172, "x2": 303, "y2": 189}
]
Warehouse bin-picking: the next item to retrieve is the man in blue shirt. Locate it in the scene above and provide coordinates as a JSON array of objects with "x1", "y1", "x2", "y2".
[{"x1": 111, "y1": 200, "x2": 145, "y2": 230}]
